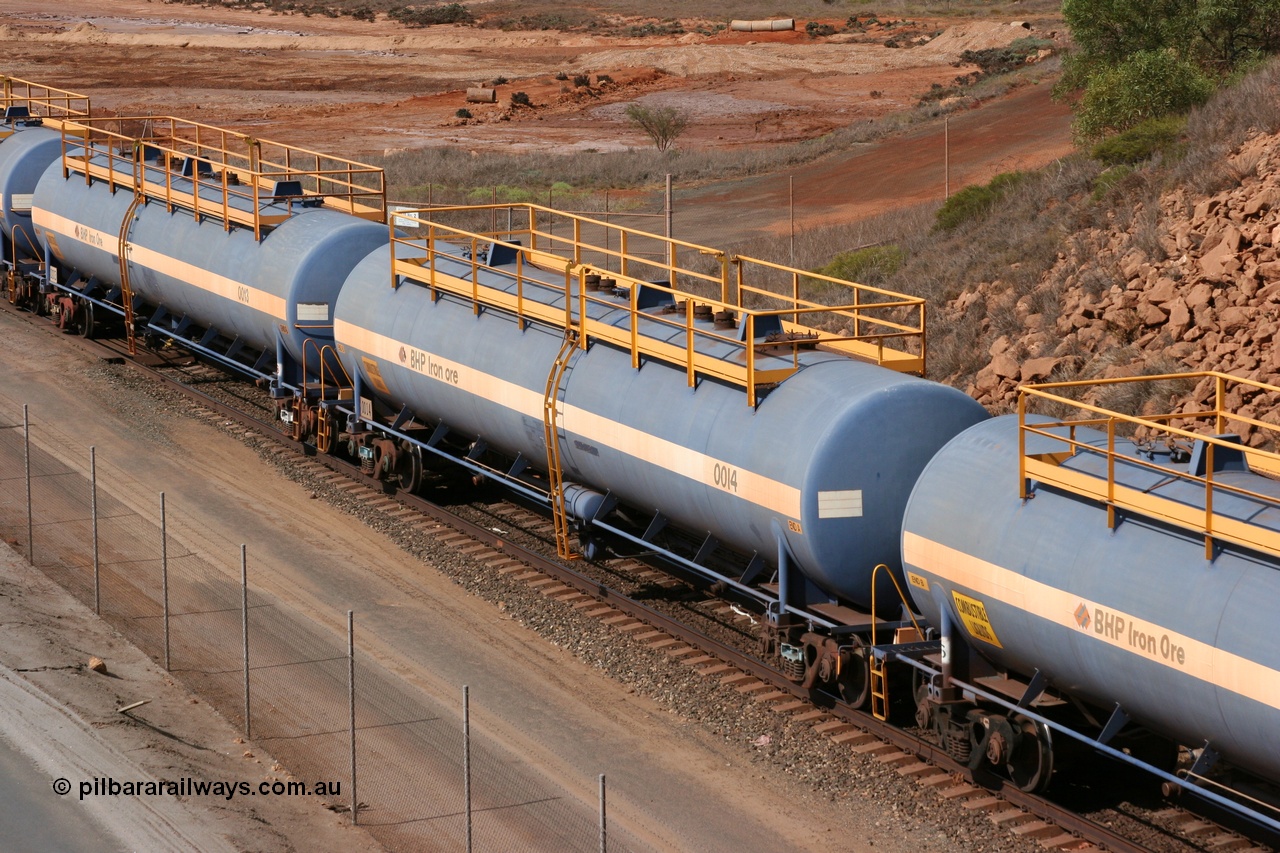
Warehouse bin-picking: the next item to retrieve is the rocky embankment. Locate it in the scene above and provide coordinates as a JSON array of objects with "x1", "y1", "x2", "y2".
[{"x1": 964, "y1": 129, "x2": 1280, "y2": 443}]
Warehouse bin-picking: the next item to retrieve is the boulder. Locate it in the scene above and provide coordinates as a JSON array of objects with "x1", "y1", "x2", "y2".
[
  {"x1": 1200, "y1": 237, "x2": 1238, "y2": 280},
  {"x1": 1137, "y1": 301, "x2": 1169, "y2": 326},
  {"x1": 1146, "y1": 277, "x2": 1177, "y2": 304},
  {"x1": 1167, "y1": 297, "x2": 1192, "y2": 338},
  {"x1": 1184, "y1": 282, "x2": 1214, "y2": 312},
  {"x1": 990, "y1": 353, "x2": 1020, "y2": 380},
  {"x1": 1217, "y1": 305, "x2": 1252, "y2": 335},
  {"x1": 1020, "y1": 356, "x2": 1062, "y2": 382},
  {"x1": 1242, "y1": 188, "x2": 1279, "y2": 218}
]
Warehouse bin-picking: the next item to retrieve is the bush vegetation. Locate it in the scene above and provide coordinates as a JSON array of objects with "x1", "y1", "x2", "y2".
[
  {"x1": 624, "y1": 104, "x2": 690, "y2": 152},
  {"x1": 1089, "y1": 116, "x2": 1185, "y2": 166},
  {"x1": 810, "y1": 244, "x2": 906, "y2": 286},
  {"x1": 959, "y1": 37, "x2": 1054, "y2": 76},
  {"x1": 934, "y1": 171, "x2": 1027, "y2": 231},
  {"x1": 1059, "y1": 0, "x2": 1280, "y2": 139},
  {"x1": 387, "y1": 3, "x2": 474, "y2": 26}
]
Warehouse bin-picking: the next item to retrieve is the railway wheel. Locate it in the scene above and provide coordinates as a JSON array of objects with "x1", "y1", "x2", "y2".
[
  {"x1": 75, "y1": 301, "x2": 96, "y2": 339},
  {"x1": 837, "y1": 647, "x2": 870, "y2": 709},
  {"x1": 394, "y1": 442, "x2": 422, "y2": 493},
  {"x1": 1007, "y1": 715, "x2": 1054, "y2": 793}
]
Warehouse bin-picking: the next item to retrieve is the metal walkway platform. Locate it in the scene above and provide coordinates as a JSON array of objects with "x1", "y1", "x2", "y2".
[
  {"x1": 391, "y1": 203, "x2": 927, "y2": 406},
  {"x1": 1019, "y1": 372, "x2": 1280, "y2": 560}
]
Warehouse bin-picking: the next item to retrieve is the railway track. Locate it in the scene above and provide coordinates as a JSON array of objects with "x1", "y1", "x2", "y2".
[{"x1": 5, "y1": 303, "x2": 1275, "y2": 853}]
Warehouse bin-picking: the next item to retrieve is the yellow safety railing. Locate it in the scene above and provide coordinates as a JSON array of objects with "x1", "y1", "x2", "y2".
[
  {"x1": 59, "y1": 116, "x2": 386, "y2": 240},
  {"x1": 299, "y1": 339, "x2": 354, "y2": 453},
  {"x1": 868, "y1": 563, "x2": 927, "y2": 720},
  {"x1": 1019, "y1": 372, "x2": 1280, "y2": 561},
  {"x1": 389, "y1": 204, "x2": 926, "y2": 405},
  {"x1": 0, "y1": 76, "x2": 89, "y2": 125}
]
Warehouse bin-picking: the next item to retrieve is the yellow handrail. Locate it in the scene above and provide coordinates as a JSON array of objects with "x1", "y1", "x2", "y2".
[
  {"x1": 1019, "y1": 372, "x2": 1280, "y2": 561},
  {"x1": 0, "y1": 76, "x2": 90, "y2": 120},
  {"x1": 868, "y1": 562, "x2": 926, "y2": 721},
  {"x1": 390, "y1": 203, "x2": 927, "y2": 404},
  {"x1": 58, "y1": 116, "x2": 386, "y2": 240}
]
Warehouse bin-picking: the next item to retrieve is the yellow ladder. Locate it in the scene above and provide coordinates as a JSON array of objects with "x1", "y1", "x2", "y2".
[
  {"x1": 866, "y1": 563, "x2": 926, "y2": 722},
  {"x1": 869, "y1": 655, "x2": 888, "y2": 721},
  {"x1": 116, "y1": 193, "x2": 143, "y2": 356},
  {"x1": 543, "y1": 330, "x2": 580, "y2": 560}
]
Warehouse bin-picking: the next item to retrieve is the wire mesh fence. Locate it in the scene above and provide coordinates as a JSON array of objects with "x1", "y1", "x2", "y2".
[{"x1": 0, "y1": 398, "x2": 646, "y2": 852}]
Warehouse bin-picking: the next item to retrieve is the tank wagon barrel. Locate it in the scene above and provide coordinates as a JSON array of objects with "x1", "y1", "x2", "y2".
[
  {"x1": 896, "y1": 372, "x2": 1280, "y2": 832},
  {"x1": 335, "y1": 204, "x2": 985, "y2": 615},
  {"x1": 0, "y1": 78, "x2": 90, "y2": 288},
  {"x1": 27, "y1": 113, "x2": 388, "y2": 381}
]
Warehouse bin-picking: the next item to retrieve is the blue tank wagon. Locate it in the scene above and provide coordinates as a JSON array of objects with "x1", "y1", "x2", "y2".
[
  {"x1": 0, "y1": 79, "x2": 92, "y2": 306},
  {"x1": 899, "y1": 377, "x2": 1280, "y2": 822},
  {"x1": 332, "y1": 208, "x2": 986, "y2": 693},
  {"x1": 28, "y1": 115, "x2": 386, "y2": 397}
]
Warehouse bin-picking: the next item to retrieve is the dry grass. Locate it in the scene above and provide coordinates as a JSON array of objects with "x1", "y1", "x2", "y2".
[{"x1": 1170, "y1": 60, "x2": 1280, "y2": 195}]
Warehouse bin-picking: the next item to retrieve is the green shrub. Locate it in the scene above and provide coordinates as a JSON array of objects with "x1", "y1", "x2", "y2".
[
  {"x1": 1090, "y1": 164, "x2": 1135, "y2": 200},
  {"x1": 1074, "y1": 50, "x2": 1214, "y2": 140},
  {"x1": 625, "y1": 104, "x2": 690, "y2": 152},
  {"x1": 935, "y1": 171, "x2": 1027, "y2": 231},
  {"x1": 959, "y1": 38, "x2": 1054, "y2": 76},
  {"x1": 510, "y1": 91, "x2": 532, "y2": 107},
  {"x1": 389, "y1": 3, "x2": 473, "y2": 27},
  {"x1": 812, "y1": 244, "x2": 906, "y2": 285},
  {"x1": 1090, "y1": 116, "x2": 1185, "y2": 165},
  {"x1": 455, "y1": 108, "x2": 472, "y2": 119}
]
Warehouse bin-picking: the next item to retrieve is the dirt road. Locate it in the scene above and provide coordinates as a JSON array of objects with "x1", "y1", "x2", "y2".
[{"x1": 674, "y1": 81, "x2": 1075, "y2": 248}]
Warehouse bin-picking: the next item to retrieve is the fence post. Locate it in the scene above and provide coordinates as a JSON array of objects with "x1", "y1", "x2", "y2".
[
  {"x1": 348, "y1": 610, "x2": 357, "y2": 825},
  {"x1": 788, "y1": 175, "x2": 795, "y2": 267},
  {"x1": 241, "y1": 544, "x2": 250, "y2": 739},
  {"x1": 160, "y1": 492, "x2": 169, "y2": 672},
  {"x1": 463, "y1": 684, "x2": 472, "y2": 853},
  {"x1": 90, "y1": 446, "x2": 99, "y2": 615},
  {"x1": 23, "y1": 404, "x2": 32, "y2": 564},
  {"x1": 599, "y1": 773, "x2": 607, "y2": 853},
  {"x1": 664, "y1": 174, "x2": 673, "y2": 239}
]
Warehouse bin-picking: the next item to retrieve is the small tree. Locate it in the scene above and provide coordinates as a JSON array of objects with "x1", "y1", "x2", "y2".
[{"x1": 624, "y1": 104, "x2": 690, "y2": 152}]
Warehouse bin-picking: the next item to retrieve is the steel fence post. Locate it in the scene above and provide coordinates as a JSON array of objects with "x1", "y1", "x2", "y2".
[
  {"x1": 464, "y1": 684, "x2": 472, "y2": 853},
  {"x1": 23, "y1": 404, "x2": 32, "y2": 564},
  {"x1": 160, "y1": 492, "x2": 169, "y2": 672},
  {"x1": 91, "y1": 446, "x2": 99, "y2": 615},
  {"x1": 665, "y1": 174, "x2": 672, "y2": 240},
  {"x1": 241, "y1": 544, "x2": 250, "y2": 739},
  {"x1": 348, "y1": 610, "x2": 357, "y2": 825},
  {"x1": 599, "y1": 773, "x2": 607, "y2": 853}
]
